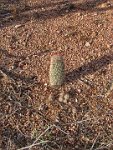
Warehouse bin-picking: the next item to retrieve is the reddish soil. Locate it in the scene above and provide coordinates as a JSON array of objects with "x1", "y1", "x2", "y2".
[{"x1": 0, "y1": 0, "x2": 113, "y2": 150}]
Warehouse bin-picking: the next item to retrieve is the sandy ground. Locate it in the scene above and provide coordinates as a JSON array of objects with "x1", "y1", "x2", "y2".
[{"x1": 0, "y1": 0, "x2": 113, "y2": 150}]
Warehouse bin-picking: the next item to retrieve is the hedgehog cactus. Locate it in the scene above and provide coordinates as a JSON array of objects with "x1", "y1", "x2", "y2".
[{"x1": 49, "y1": 53, "x2": 65, "y2": 88}]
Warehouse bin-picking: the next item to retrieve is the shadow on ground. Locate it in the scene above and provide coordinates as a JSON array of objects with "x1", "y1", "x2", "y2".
[
  {"x1": 0, "y1": 48, "x2": 37, "y2": 83},
  {"x1": 0, "y1": 0, "x2": 112, "y2": 28},
  {"x1": 66, "y1": 53, "x2": 113, "y2": 83},
  {"x1": 1, "y1": 49, "x2": 113, "y2": 85}
]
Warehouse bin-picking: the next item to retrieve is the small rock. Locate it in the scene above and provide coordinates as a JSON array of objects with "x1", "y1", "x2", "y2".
[
  {"x1": 15, "y1": 24, "x2": 23, "y2": 28},
  {"x1": 55, "y1": 116, "x2": 60, "y2": 123},
  {"x1": 106, "y1": 44, "x2": 111, "y2": 49},
  {"x1": 77, "y1": 12, "x2": 82, "y2": 16},
  {"x1": 75, "y1": 98, "x2": 78, "y2": 102},
  {"x1": 41, "y1": 7, "x2": 45, "y2": 10},
  {"x1": 99, "y1": 3, "x2": 107, "y2": 8},
  {"x1": 44, "y1": 83, "x2": 48, "y2": 86},
  {"x1": 48, "y1": 94, "x2": 55, "y2": 101},
  {"x1": 85, "y1": 42, "x2": 90, "y2": 47},
  {"x1": 64, "y1": 93, "x2": 70, "y2": 101},
  {"x1": 59, "y1": 92, "x2": 70, "y2": 103},
  {"x1": 58, "y1": 92, "x2": 64, "y2": 102},
  {"x1": 72, "y1": 107, "x2": 76, "y2": 114},
  {"x1": 68, "y1": 102, "x2": 71, "y2": 105},
  {"x1": 63, "y1": 98, "x2": 68, "y2": 104}
]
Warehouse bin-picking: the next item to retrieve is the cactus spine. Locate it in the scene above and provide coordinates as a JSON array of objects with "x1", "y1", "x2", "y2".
[{"x1": 49, "y1": 54, "x2": 65, "y2": 87}]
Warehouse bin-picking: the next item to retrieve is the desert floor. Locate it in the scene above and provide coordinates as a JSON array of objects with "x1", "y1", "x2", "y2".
[{"x1": 0, "y1": 0, "x2": 113, "y2": 150}]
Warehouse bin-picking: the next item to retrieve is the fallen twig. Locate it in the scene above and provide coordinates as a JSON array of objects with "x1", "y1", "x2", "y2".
[
  {"x1": 90, "y1": 133, "x2": 100, "y2": 150},
  {"x1": 33, "y1": 125, "x2": 54, "y2": 144},
  {"x1": 17, "y1": 140, "x2": 49, "y2": 150},
  {"x1": 53, "y1": 124, "x2": 69, "y2": 135},
  {"x1": 17, "y1": 124, "x2": 70, "y2": 150},
  {"x1": 95, "y1": 141, "x2": 113, "y2": 150},
  {"x1": 17, "y1": 125, "x2": 53, "y2": 150},
  {"x1": 24, "y1": 32, "x2": 33, "y2": 47}
]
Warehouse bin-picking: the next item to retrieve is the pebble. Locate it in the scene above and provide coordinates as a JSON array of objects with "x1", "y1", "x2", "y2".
[
  {"x1": 106, "y1": 44, "x2": 111, "y2": 49},
  {"x1": 15, "y1": 24, "x2": 24, "y2": 28},
  {"x1": 77, "y1": 12, "x2": 82, "y2": 16},
  {"x1": 41, "y1": 7, "x2": 45, "y2": 10},
  {"x1": 75, "y1": 98, "x2": 78, "y2": 102},
  {"x1": 64, "y1": 93, "x2": 70, "y2": 101},
  {"x1": 63, "y1": 98, "x2": 68, "y2": 104},
  {"x1": 72, "y1": 107, "x2": 76, "y2": 114},
  {"x1": 99, "y1": 3, "x2": 107, "y2": 8},
  {"x1": 58, "y1": 92, "x2": 70, "y2": 103},
  {"x1": 44, "y1": 83, "x2": 48, "y2": 86},
  {"x1": 85, "y1": 42, "x2": 90, "y2": 47},
  {"x1": 58, "y1": 92, "x2": 64, "y2": 102}
]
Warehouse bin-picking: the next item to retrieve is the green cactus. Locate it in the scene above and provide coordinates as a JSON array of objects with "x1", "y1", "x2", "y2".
[{"x1": 49, "y1": 54, "x2": 65, "y2": 88}]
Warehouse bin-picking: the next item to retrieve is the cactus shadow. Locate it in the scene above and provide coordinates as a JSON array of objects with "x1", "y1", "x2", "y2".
[
  {"x1": 65, "y1": 53, "x2": 113, "y2": 83},
  {"x1": 0, "y1": 0, "x2": 113, "y2": 28}
]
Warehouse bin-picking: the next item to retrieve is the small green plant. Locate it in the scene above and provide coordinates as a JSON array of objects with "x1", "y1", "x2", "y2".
[{"x1": 49, "y1": 54, "x2": 65, "y2": 88}]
